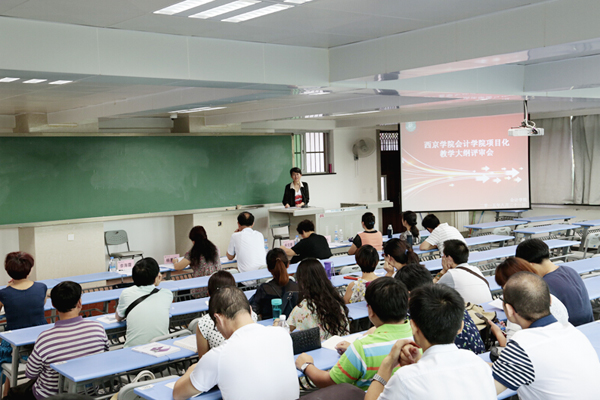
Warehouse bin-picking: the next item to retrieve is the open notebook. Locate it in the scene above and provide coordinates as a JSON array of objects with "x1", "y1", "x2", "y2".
[{"x1": 173, "y1": 335, "x2": 197, "y2": 352}]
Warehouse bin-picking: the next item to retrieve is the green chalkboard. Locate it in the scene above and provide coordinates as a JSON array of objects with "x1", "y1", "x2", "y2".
[{"x1": 0, "y1": 135, "x2": 292, "y2": 225}]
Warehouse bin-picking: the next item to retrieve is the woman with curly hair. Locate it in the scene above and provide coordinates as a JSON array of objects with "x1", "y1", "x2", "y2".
[{"x1": 287, "y1": 258, "x2": 350, "y2": 341}]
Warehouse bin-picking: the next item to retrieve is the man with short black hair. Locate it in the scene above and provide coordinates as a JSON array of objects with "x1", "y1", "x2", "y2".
[
  {"x1": 281, "y1": 219, "x2": 332, "y2": 264},
  {"x1": 226, "y1": 211, "x2": 265, "y2": 273},
  {"x1": 173, "y1": 286, "x2": 298, "y2": 400},
  {"x1": 516, "y1": 238, "x2": 593, "y2": 326},
  {"x1": 434, "y1": 239, "x2": 492, "y2": 304},
  {"x1": 492, "y1": 272, "x2": 600, "y2": 399},
  {"x1": 116, "y1": 257, "x2": 173, "y2": 347},
  {"x1": 24, "y1": 281, "x2": 109, "y2": 400},
  {"x1": 348, "y1": 212, "x2": 383, "y2": 255},
  {"x1": 419, "y1": 214, "x2": 465, "y2": 255},
  {"x1": 365, "y1": 284, "x2": 496, "y2": 400},
  {"x1": 295, "y1": 277, "x2": 413, "y2": 389},
  {"x1": 395, "y1": 263, "x2": 485, "y2": 354}
]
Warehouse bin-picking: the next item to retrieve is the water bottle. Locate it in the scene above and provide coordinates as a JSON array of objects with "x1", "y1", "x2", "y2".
[
  {"x1": 387, "y1": 224, "x2": 393, "y2": 239},
  {"x1": 264, "y1": 238, "x2": 269, "y2": 253},
  {"x1": 406, "y1": 233, "x2": 414, "y2": 246},
  {"x1": 108, "y1": 257, "x2": 116, "y2": 272},
  {"x1": 334, "y1": 230, "x2": 339, "y2": 243},
  {"x1": 277, "y1": 315, "x2": 290, "y2": 333},
  {"x1": 295, "y1": 235, "x2": 300, "y2": 244},
  {"x1": 324, "y1": 261, "x2": 333, "y2": 280},
  {"x1": 339, "y1": 228, "x2": 344, "y2": 242},
  {"x1": 272, "y1": 298, "x2": 282, "y2": 320}
]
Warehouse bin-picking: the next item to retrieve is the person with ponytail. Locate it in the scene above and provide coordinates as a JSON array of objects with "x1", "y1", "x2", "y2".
[
  {"x1": 288, "y1": 258, "x2": 349, "y2": 341},
  {"x1": 250, "y1": 248, "x2": 299, "y2": 319},
  {"x1": 382, "y1": 238, "x2": 420, "y2": 277},
  {"x1": 400, "y1": 211, "x2": 420, "y2": 244},
  {"x1": 343, "y1": 245, "x2": 380, "y2": 304},
  {"x1": 173, "y1": 226, "x2": 221, "y2": 298},
  {"x1": 348, "y1": 212, "x2": 383, "y2": 255}
]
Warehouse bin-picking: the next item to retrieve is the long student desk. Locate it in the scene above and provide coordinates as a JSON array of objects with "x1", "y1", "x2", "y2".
[
  {"x1": 465, "y1": 220, "x2": 523, "y2": 233},
  {"x1": 514, "y1": 215, "x2": 576, "y2": 223},
  {"x1": 53, "y1": 337, "x2": 197, "y2": 394},
  {"x1": 513, "y1": 224, "x2": 580, "y2": 240},
  {"x1": 421, "y1": 239, "x2": 580, "y2": 272},
  {"x1": 492, "y1": 209, "x2": 528, "y2": 221}
]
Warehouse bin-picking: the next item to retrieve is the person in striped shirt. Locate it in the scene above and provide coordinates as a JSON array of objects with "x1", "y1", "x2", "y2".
[
  {"x1": 295, "y1": 277, "x2": 413, "y2": 389},
  {"x1": 23, "y1": 281, "x2": 109, "y2": 400}
]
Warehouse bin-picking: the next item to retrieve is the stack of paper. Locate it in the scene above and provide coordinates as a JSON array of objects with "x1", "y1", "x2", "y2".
[
  {"x1": 132, "y1": 343, "x2": 181, "y2": 357},
  {"x1": 173, "y1": 335, "x2": 197, "y2": 352}
]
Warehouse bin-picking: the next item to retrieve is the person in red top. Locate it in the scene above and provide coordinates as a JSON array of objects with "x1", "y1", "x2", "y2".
[{"x1": 348, "y1": 212, "x2": 383, "y2": 255}]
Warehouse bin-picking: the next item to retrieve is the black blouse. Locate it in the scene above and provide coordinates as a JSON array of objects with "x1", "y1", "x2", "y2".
[{"x1": 282, "y1": 182, "x2": 309, "y2": 207}]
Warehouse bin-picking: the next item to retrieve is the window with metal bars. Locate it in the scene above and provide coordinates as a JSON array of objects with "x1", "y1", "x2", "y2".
[
  {"x1": 293, "y1": 131, "x2": 330, "y2": 174},
  {"x1": 380, "y1": 131, "x2": 399, "y2": 151}
]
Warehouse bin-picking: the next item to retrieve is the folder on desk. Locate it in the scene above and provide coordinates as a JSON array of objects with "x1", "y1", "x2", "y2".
[{"x1": 132, "y1": 343, "x2": 181, "y2": 357}]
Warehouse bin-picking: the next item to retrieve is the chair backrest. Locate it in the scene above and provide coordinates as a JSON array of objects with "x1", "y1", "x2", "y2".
[
  {"x1": 339, "y1": 265, "x2": 361, "y2": 275},
  {"x1": 223, "y1": 268, "x2": 240, "y2": 275},
  {"x1": 150, "y1": 329, "x2": 191, "y2": 343},
  {"x1": 105, "y1": 230, "x2": 130, "y2": 246},
  {"x1": 586, "y1": 232, "x2": 600, "y2": 250},
  {"x1": 118, "y1": 375, "x2": 178, "y2": 400},
  {"x1": 188, "y1": 317, "x2": 202, "y2": 335},
  {"x1": 492, "y1": 227, "x2": 511, "y2": 236}
]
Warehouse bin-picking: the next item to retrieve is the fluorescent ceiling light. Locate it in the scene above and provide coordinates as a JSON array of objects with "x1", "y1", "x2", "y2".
[
  {"x1": 304, "y1": 114, "x2": 324, "y2": 118},
  {"x1": 190, "y1": 0, "x2": 259, "y2": 19},
  {"x1": 169, "y1": 106, "x2": 227, "y2": 113},
  {"x1": 222, "y1": 4, "x2": 292, "y2": 22},
  {"x1": 23, "y1": 79, "x2": 47, "y2": 84},
  {"x1": 154, "y1": 0, "x2": 216, "y2": 15},
  {"x1": 49, "y1": 80, "x2": 73, "y2": 85},
  {"x1": 0, "y1": 77, "x2": 20, "y2": 83},
  {"x1": 331, "y1": 110, "x2": 380, "y2": 117},
  {"x1": 284, "y1": 0, "x2": 311, "y2": 3}
]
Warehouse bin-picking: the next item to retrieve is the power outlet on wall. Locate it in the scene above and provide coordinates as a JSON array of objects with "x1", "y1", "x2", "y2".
[{"x1": 67, "y1": 234, "x2": 75, "y2": 241}]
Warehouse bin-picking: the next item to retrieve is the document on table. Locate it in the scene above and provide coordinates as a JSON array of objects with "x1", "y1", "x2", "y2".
[
  {"x1": 132, "y1": 342, "x2": 181, "y2": 357},
  {"x1": 321, "y1": 332, "x2": 363, "y2": 351},
  {"x1": 174, "y1": 335, "x2": 197, "y2": 352},
  {"x1": 97, "y1": 314, "x2": 118, "y2": 324},
  {"x1": 488, "y1": 298, "x2": 504, "y2": 310}
]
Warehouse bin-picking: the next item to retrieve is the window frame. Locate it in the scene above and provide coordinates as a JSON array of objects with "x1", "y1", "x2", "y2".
[{"x1": 292, "y1": 131, "x2": 332, "y2": 175}]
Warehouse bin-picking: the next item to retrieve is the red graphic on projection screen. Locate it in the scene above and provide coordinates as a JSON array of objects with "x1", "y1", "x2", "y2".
[{"x1": 400, "y1": 114, "x2": 530, "y2": 212}]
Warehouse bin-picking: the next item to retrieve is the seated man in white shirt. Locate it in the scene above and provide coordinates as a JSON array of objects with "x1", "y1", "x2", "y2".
[
  {"x1": 492, "y1": 271, "x2": 600, "y2": 399},
  {"x1": 419, "y1": 214, "x2": 466, "y2": 255},
  {"x1": 434, "y1": 239, "x2": 492, "y2": 305},
  {"x1": 226, "y1": 212, "x2": 266, "y2": 273},
  {"x1": 173, "y1": 286, "x2": 298, "y2": 400},
  {"x1": 365, "y1": 284, "x2": 496, "y2": 400}
]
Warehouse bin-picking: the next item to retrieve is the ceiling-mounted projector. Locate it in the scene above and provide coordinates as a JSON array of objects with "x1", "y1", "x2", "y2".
[
  {"x1": 509, "y1": 99, "x2": 544, "y2": 136},
  {"x1": 508, "y1": 125, "x2": 544, "y2": 136}
]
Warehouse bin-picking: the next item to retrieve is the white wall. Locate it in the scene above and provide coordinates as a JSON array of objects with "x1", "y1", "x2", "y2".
[{"x1": 305, "y1": 127, "x2": 379, "y2": 209}]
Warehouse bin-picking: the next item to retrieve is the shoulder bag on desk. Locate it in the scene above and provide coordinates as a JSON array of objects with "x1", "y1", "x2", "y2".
[{"x1": 124, "y1": 288, "x2": 160, "y2": 319}]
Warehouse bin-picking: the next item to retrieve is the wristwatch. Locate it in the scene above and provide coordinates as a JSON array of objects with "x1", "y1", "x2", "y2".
[
  {"x1": 372, "y1": 374, "x2": 388, "y2": 386},
  {"x1": 300, "y1": 362, "x2": 314, "y2": 374}
]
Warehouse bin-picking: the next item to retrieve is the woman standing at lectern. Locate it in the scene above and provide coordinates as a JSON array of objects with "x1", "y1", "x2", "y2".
[{"x1": 282, "y1": 167, "x2": 309, "y2": 208}]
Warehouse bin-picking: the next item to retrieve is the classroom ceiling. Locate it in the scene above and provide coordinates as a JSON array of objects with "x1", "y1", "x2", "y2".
[{"x1": 2, "y1": 0, "x2": 600, "y2": 133}]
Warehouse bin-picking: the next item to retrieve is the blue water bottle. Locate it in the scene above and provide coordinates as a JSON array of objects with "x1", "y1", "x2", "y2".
[{"x1": 272, "y1": 299, "x2": 282, "y2": 320}]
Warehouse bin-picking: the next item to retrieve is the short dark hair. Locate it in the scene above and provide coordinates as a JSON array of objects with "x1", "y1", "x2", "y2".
[
  {"x1": 503, "y1": 271, "x2": 551, "y2": 322},
  {"x1": 409, "y1": 284, "x2": 465, "y2": 345},
  {"x1": 296, "y1": 219, "x2": 315, "y2": 234},
  {"x1": 51, "y1": 281, "x2": 82, "y2": 313},
  {"x1": 365, "y1": 277, "x2": 408, "y2": 324},
  {"x1": 237, "y1": 212, "x2": 255, "y2": 227},
  {"x1": 207, "y1": 270, "x2": 236, "y2": 296},
  {"x1": 443, "y1": 239, "x2": 469, "y2": 264},
  {"x1": 395, "y1": 263, "x2": 432, "y2": 291},
  {"x1": 208, "y1": 285, "x2": 251, "y2": 324},
  {"x1": 355, "y1": 245, "x2": 379, "y2": 273},
  {"x1": 132, "y1": 258, "x2": 160, "y2": 286},
  {"x1": 362, "y1": 212, "x2": 376, "y2": 230},
  {"x1": 421, "y1": 214, "x2": 440, "y2": 230},
  {"x1": 4, "y1": 252, "x2": 34, "y2": 280},
  {"x1": 290, "y1": 167, "x2": 302, "y2": 176},
  {"x1": 515, "y1": 239, "x2": 550, "y2": 264}
]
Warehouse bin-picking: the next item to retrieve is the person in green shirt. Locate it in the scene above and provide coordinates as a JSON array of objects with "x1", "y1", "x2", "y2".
[{"x1": 295, "y1": 277, "x2": 412, "y2": 389}]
